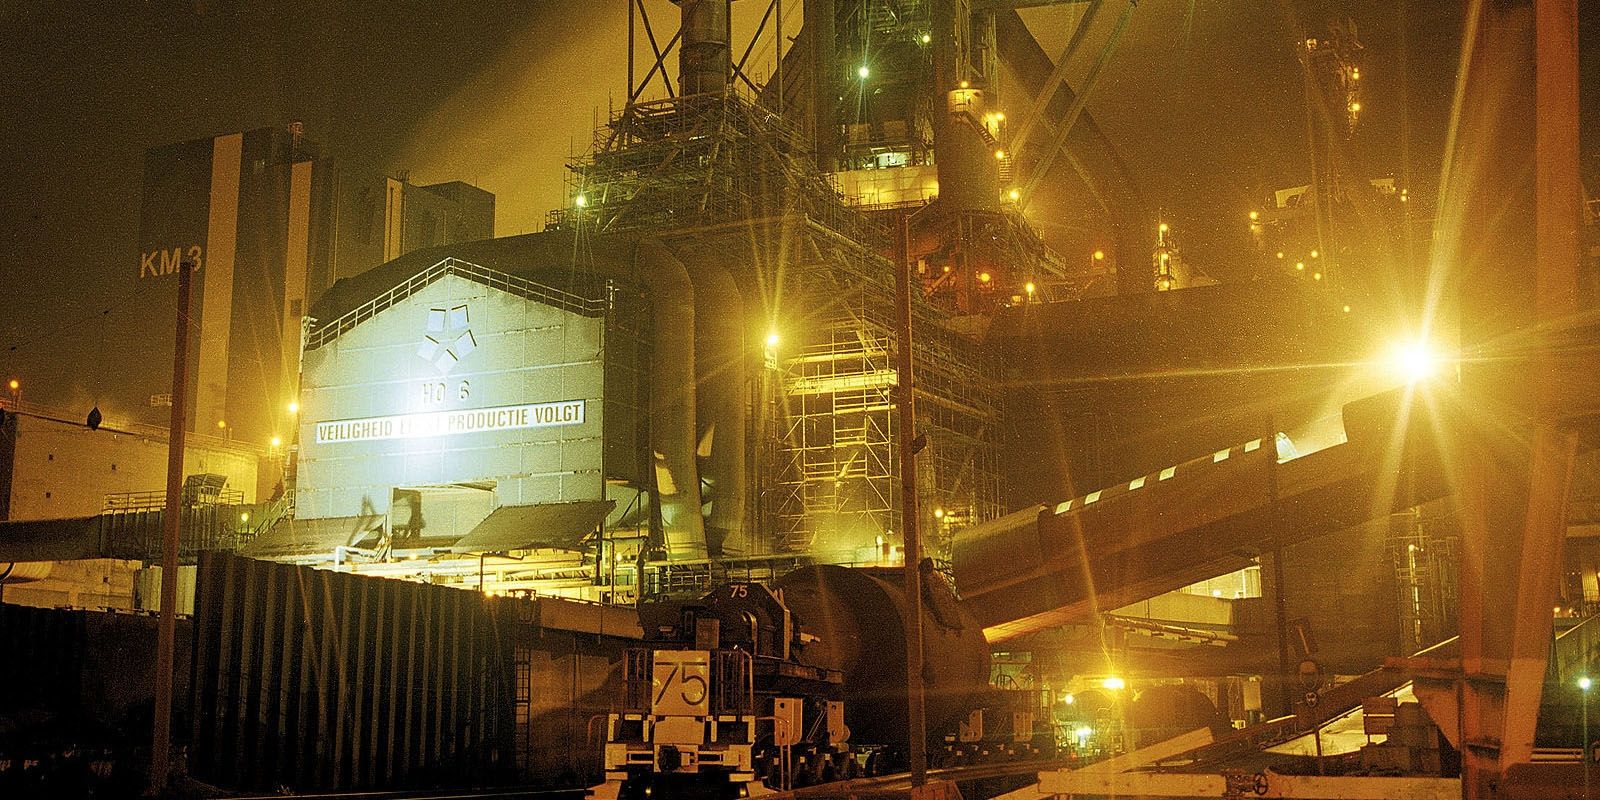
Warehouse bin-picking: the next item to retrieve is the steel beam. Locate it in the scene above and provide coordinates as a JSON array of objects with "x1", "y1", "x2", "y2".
[
  {"x1": 1034, "y1": 770, "x2": 1458, "y2": 799},
  {"x1": 1017, "y1": 0, "x2": 1133, "y2": 208},
  {"x1": 1008, "y1": 0, "x2": 1104, "y2": 160}
]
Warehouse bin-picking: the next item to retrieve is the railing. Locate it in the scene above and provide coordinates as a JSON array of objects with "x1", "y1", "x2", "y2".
[
  {"x1": 623, "y1": 648, "x2": 652, "y2": 712},
  {"x1": 103, "y1": 487, "x2": 245, "y2": 513},
  {"x1": 305, "y1": 258, "x2": 611, "y2": 350},
  {"x1": 249, "y1": 491, "x2": 294, "y2": 538},
  {"x1": 714, "y1": 649, "x2": 754, "y2": 715}
]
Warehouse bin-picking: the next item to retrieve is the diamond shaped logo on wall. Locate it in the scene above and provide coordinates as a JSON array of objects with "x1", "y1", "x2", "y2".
[{"x1": 416, "y1": 304, "x2": 476, "y2": 374}]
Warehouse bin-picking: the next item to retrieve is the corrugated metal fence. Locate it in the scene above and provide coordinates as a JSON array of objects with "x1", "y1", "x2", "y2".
[{"x1": 189, "y1": 553, "x2": 519, "y2": 791}]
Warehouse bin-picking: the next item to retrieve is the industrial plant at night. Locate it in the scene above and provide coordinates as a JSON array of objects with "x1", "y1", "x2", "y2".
[{"x1": 0, "y1": 2, "x2": 1597, "y2": 800}]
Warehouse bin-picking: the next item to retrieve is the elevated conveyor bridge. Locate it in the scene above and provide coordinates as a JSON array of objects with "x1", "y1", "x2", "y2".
[{"x1": 955, "y1": 387, "x2": 1452, "y2": 642}]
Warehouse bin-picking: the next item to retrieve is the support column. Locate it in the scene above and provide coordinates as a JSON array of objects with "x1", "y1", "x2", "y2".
[{"x1": 1451, "y1": 1, "x2": 1582, "y2": 795}]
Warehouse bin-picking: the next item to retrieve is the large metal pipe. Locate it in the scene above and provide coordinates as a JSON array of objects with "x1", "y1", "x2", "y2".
[
  {"x1": 774, "y1": 565, "x2": 990, "y2": 756},
  {"x1": 635, "y1": 240, "x2": 709, "y2": 560},
  {"x1": 678, "y1": 0, "x2": 733, "y2": 95},
  {"x1": 684, "y1": 260, "x2": 750, "y2": 557},
  {"x1": 804, "y1": 0, "x2": 838, "y2": 169},
  {"x1": 930, "y1": 0, "x2": 1000, "y2": 212}
]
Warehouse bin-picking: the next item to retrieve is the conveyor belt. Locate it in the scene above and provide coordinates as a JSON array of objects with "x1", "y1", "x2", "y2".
[{"x1": 956, "y1": 388, "x2": 1450, "y2": 642}]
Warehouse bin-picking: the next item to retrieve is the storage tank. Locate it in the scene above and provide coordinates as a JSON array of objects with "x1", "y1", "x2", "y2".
[{"x1": 773, "y1": 564, "x2": 991, "y2": 753}]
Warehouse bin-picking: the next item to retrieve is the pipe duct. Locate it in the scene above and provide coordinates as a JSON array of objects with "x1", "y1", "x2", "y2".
[
  {"x1": 634, "y1": 240, "x2": 710, "y2": 560},
  {"x1": 684, "y1": 257, "x2": 750, "y2": 557},
  {"x1": 677, "y1": 0, "x2": 732, "y2": 95}
]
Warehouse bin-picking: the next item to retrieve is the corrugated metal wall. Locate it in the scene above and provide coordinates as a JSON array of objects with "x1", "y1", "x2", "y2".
[
  {"x1": 190, "y1": 553, "x2": 632, "y2": 792},
  {"x1": 189, "y1": 553, "x2": 518, "y2": 791}
]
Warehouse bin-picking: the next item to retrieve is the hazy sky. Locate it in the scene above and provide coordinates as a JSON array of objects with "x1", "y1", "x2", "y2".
[{"x1": 0, "y1": 1, "x2": 1588, "y2": 412}]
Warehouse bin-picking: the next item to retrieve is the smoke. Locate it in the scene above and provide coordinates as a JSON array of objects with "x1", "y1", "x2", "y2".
[{"x1": 396, "y1": 1, "x2": 781, "y2": 234}]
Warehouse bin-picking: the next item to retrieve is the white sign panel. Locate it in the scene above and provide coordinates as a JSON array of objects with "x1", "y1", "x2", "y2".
[{"x1": 315, "y1": 400, "x2": 585, "y2": 444}]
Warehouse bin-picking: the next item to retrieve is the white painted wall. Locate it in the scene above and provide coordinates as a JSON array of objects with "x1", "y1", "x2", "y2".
[{"x1": 295, "y1": 273, "x2": 606, "y2": 521}]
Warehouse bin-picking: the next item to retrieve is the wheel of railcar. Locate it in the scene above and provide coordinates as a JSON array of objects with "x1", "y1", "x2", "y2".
[
  {"x1": 863, "y1": 751, "x2": 880, "y2": 777},
  {"x1": 841, "y1": 754, "x2": 861, "y2": 780},
  {"x1": 792, "y1": 756, "x2": 812, "y2": 787},
  {"x1": 806, "y1": 755, "x2": 828, "y2": 785}
]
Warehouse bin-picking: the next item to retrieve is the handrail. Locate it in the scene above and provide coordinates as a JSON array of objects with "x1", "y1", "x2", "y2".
[{"x1": 306, "y1": 257, "x2": 611, "y2": 350}]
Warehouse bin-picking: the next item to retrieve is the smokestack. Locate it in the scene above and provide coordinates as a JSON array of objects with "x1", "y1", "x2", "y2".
[{"x1": 677, "y1": 0, "x2": 732, "y2": 95}]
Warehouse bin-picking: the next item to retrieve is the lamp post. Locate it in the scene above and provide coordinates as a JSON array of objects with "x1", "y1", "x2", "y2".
[{"x1": 1581, "y1": 676, "x2": 1591, "y2": 799}]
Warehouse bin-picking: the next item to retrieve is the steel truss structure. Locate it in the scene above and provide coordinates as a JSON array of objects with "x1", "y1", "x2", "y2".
[{"x1": 552, "y1": 88, "x2": 999, "y2": 573}]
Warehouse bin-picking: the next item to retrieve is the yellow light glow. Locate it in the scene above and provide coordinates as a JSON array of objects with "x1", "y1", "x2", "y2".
[
  {"x1": 1093, "y1": 250, "x2": 1105, "y2": 260},
  {"x1": 270, "y1": 435, "x2": 282, "y2": 448},
  {"x1": 217, "y1": 419, "x2": 227, "y2": 429},
  {"x1": 959, "y1": 80, "x2": 970, "y2": 89},
  {"x1": 574, "y1": 194, "x2": 587, "y2": 208},
  {"x1": 1351, "y1": 68, "x2": 1361, "y2": 80},
  {"x1": 994, "y1": 112, "x2": 1005, "y2": 121},
  {"x1": 239, "y1": 512, "x2": 250, "y2": 523},
  {"x1": 287, "y1": 401, "x2": 299, "y2": 414},
  {"x1": 1295, "y1": 262, "x2": 1305, "y2": 271},
  {"x1": 921, "y1": 32, "x2": 931, "y2": 44},
  {"x1": 1276, "y1": 251, "x2": 1285, "y2": 259},
  {"x1": 1310, "y1": 249, "x2": 1320, "y2": 258},
  {"x1": 1158, "y1": 223, "x2": 1169, "y2": 233},
  {"x1": 1313, "y1": 272, "x2": 1323, "y2": 281},
  {"x1": 978, "y1": 271, "x2": 992, "y2": 283},
  {"x1": 1062, "y1": 693, "x2": 1075, "y2": 705},
  {"x1": 1387, "y1": 340, "x2": 1442, "y2": 383},
  {"x1": 1007, "y1": 188, "x2": 1020, "y2": 201},
  {"x1": 933, "y1": 507, "x2": 945, "y2": 519},
  {"x1": 765, "y1": 331, "x2": 780, "y2": 348},
  {"x1": 858, "y1": 65, "x2": 870, "y2": 79},
  {"x1": 994, "y1": 149, "x2": 1006, "y2": 160},
  {"x1": 1343, "y1": 305, "x2": 1351, "y2": 313},
  {"x1": 1349, "y1": 101, "x2": 1362, "y2": 113},
  {"x1": 7, "y1": 379, "x2": 16, "y2": 391},
  {"x1": 1248, "y1": 210, "x2": 1259, "y2": 221},
  {"x1": 1102, "y1": 676, "x2": 1126, "y2": 691},
  {"x1": 1024, "y1": 281, "x2": 1036, "y2": 295}
]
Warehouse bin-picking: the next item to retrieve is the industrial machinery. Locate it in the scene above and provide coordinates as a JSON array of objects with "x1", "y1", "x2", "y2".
[
  {"x1": 592, "y1": 565, "x2": 1053, "y2": 799},
  {"x1": 592, "y1": 580, "x2": 855, "y2": 799}
]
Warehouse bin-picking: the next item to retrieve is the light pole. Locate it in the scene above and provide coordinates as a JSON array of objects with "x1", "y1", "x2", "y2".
[{"x1": 1581, "y1": 676, "x2": 1591, "y2": 800}]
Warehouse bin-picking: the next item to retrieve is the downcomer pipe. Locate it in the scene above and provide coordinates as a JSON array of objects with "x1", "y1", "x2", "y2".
[
  {"x1": 635, "y1": 240, "x2": 709, "y2": 560},
  {"x1": 684, "y1": 257, "x2": 749, "y2": 557}
]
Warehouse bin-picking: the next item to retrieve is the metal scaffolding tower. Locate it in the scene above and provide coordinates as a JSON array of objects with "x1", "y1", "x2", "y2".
[{"x1": 552, "y1": 87, "x2": 1000, "y2": 574}]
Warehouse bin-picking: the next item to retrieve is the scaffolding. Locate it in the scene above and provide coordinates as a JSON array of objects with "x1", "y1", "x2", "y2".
[
  {"x1": 1388, "y1": 508, "x2": 1459, "y2": 654},
  {"x1": 554, "y1": 89, "x2": 1001, "y2": 576}
]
